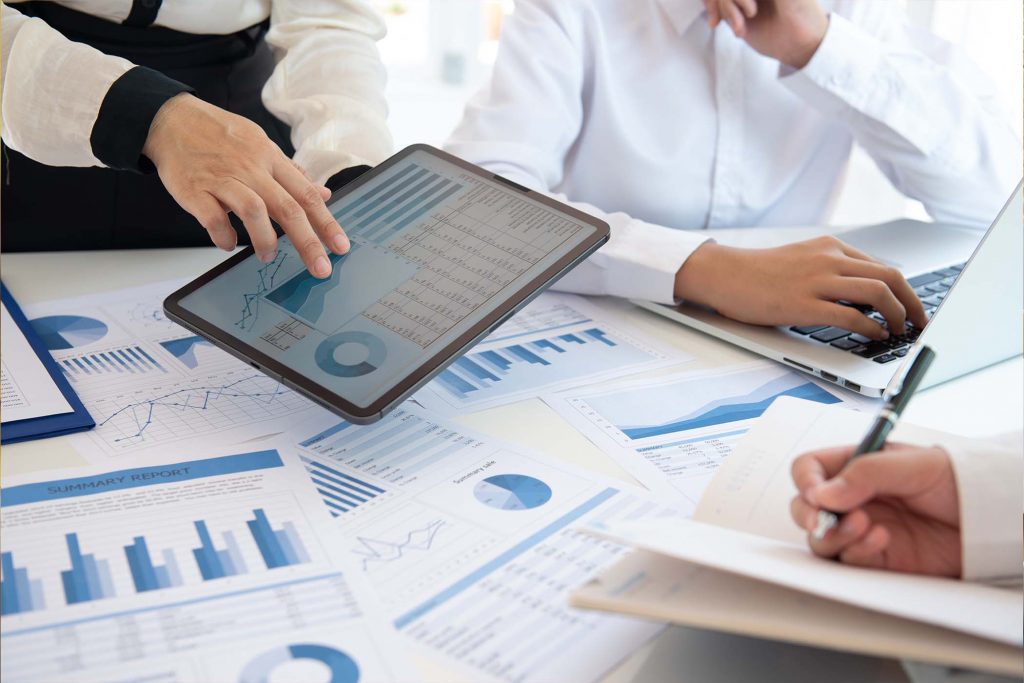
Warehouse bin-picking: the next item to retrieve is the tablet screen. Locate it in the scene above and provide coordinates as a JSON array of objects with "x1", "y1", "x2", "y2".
[{"x1": 176, "y1": 148, "x2": 601, "y2": 410}]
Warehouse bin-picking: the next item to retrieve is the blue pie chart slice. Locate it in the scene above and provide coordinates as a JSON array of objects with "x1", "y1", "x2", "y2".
[
  {"x1": 239, "y1": 643, "x2": 359, "y2": 683},
  {"x1": 473, "y1": 474, "x2": 553, "y2": 511},
  {"x1": 30, "y1": 315, "x2": 108, "y2": 350}
]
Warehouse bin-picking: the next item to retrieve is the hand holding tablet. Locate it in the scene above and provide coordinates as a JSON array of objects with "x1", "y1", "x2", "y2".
[{"x1": 164, "y1": 145, "x2": 609, "y2": 423}]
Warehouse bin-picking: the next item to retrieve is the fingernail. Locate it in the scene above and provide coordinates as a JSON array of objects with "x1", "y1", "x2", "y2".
[
  {"x1": 258, "y1": 250, "x2": 275, "y2": 263},
  {"x1": 880, "y1": 329, "x2": 889, "y2": 340},
  {"x1": 314, "y1": 255, "x2": 331, "y2": 278},
  {"x1": 332, "y1": 234, "x2": 350, "y2": 254}
]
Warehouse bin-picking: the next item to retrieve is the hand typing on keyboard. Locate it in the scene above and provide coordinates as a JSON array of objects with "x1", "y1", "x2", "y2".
[
  {"x1": 789, "y1": 262, "x2": 964, "y2": 362},
  {"x1": 674, "y1": 236, "x2": 929, "y2": 340}
]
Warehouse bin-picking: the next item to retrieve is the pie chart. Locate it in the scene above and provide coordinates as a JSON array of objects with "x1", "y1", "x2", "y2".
[
  {"x1": 30, "y1": 315, "x2": 109, "y2": 350},
  {"x1": 239, "y1": 643, "x2": 359, "y2": 683},
  {"x1": 315, "y1": 331, "x2": 387, "y2": 378},
  {"x1": 473, "y1": 474, "x2": 553, "y2": 511}
]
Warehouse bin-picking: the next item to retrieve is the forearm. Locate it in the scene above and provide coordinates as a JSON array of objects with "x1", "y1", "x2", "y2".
[
  {"x1": 1, "y1": 4, "x2": 193, "y2": 170},
  {"x1": 263, "y1": 0, "x2": 392, "y2": 183},
  {"x1": 782, "y1": 10, "x2": 1021, "y2": 227}
]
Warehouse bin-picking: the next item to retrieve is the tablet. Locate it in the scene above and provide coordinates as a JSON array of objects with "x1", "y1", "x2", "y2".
[{"x1": 164, "y1": 145, "x2": 609, "y2": 423}]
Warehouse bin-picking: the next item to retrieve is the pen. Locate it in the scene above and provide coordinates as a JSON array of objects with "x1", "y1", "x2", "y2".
[{"x1": 811, "y1": 345, "x2": 937, "y2": 541}]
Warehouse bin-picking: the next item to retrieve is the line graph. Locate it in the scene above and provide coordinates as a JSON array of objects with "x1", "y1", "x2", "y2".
[
  {"x1": 89, "y1": 372, "x2": 312, "y2": 451},
  {"x1": 352, "y1": 520, "x2": 445, "y2": 571},
  {"x1": 237, "y1": 252, "x2": 288, "y2": 331}
]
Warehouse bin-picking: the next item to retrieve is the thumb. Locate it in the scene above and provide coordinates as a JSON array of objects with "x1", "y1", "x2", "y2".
[{"x1": 811, "y1": 449, "x2": 940, "y2": 512}]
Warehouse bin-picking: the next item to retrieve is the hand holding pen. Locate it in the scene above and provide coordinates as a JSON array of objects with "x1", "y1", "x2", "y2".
[{"x1": 788, "y1": 346, "x2": 965, "y2": 577}]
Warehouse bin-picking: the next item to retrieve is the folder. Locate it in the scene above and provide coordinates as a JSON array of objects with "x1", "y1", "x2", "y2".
[{"x1": 1, "y1": 283, "x2": 94, "y2": 444}]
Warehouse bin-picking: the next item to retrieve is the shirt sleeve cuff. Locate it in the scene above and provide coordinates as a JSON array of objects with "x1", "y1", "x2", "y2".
[
  {"x1": 90, "y1": 66, "x2": 194, "y2": 173},
  {"x1": 946, "y1": 443, "x2": 1023, "y2": 583},
  {"x1": 780, "y1": 13, "x2": 885, "y2": 119}
]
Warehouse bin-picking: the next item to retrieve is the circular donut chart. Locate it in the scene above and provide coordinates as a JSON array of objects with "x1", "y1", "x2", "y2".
[
  {"x1": 239, "y1": 643, "x2": 360, "y2": 683},
  {"x1": 29, "y1": 315, "x2": 109, "y2": 350},
  {"x1": 315, "y1": 331, "x2": 387, "y2": 378},
  {"x1": 473, "y1": 474, "x2": 553, "y2": 511}
]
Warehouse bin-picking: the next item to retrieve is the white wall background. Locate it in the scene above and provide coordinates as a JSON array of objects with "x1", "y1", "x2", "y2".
[{"x1": 375, "y1": 0, "x2": 1023, "y2": 227}]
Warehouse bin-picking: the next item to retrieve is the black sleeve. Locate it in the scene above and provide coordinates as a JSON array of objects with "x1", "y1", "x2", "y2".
[
  {"x1": 325, "y1": 165, "x2": 372, "y2": 192},
  {"x1": 89, "y1": 65, "x2": 194, "y2": 173}
]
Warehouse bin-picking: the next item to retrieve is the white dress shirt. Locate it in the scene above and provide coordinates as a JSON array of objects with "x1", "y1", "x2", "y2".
[
  {"x1": 946, "y1": 438, "x2": 1023, "y2": 583},
  {"x1": 446, "y1": 0, "x2": 1021, "y2": 304},
  {"x1": 0, "y1": 0, "x2": 392, "y2": 182}
]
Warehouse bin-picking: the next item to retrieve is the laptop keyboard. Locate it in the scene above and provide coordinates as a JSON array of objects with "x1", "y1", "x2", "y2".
[{"x1": 788, "y1": 262, "x2": 966, "y2": 363}]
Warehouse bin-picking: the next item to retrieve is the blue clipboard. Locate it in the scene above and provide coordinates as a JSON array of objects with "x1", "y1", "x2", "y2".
[{"x1": 1, "y1": 283, "x2": 95, "y2": 444}]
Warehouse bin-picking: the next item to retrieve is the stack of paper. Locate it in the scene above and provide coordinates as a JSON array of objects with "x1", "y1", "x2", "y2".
[{"x1": 571, "y1": 397, "x2": 1023, "y2": 676}]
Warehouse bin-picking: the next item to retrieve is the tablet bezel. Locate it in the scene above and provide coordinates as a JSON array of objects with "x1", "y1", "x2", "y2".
[{"x1": 164, "y1": 144, "x2": 609, "y2": 424}]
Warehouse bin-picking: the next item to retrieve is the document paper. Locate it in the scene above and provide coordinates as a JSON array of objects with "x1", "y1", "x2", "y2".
[
  {"x1": 414, "y1": 292, "x2": 692, "y2": 414},
  {"x1": 590, "y1": 398, "x2": 1023, "y2": 647},
  {"x1": 0, "y1": 443, "x2": 416, "y2": 682},
  {"x1": 1, "y1": 300, "x2": 73, "y2": 423},
  {"x1": 545, "y1": 362, "x2": 859, "y2": 511},
  {"x1": 288, "y1": 404, "x2": 678, "y2": 683},
  {"x1": 23, "y1": 281, "x2": 323, "y2": 460}
]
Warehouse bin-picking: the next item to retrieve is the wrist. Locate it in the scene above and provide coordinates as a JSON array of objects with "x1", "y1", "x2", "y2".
[
  {"x1": 781, "y1": 13, "x2": 829, "y2": 69},
  {"x1": 142, "y1": 92, "x2": 197, "y2": 165},
  {"x1": 674, "y1": 241, "x2": 731, "y2": 306}
]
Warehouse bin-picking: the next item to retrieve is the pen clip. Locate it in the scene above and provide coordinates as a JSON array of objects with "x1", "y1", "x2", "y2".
[{"x1": 882, "y1": 354, "x2": 912, "y2": 402}]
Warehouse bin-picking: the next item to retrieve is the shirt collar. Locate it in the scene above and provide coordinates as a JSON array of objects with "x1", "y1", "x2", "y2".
[{"x1": 654, "y1": 0, "x2": 707, "y2": 35}]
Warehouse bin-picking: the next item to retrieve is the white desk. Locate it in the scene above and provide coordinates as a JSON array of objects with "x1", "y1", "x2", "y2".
[{"x1": 3, "y1": 246, "x2": 1020, "y2": 683}]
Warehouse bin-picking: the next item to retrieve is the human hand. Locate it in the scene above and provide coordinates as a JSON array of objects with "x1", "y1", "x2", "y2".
[
  {"x1": 702, "y1": 0, "x2": 829, "y2": 69},
  {"x1": 142, "y1": 94, "x2": 349, "y2": 278},
  {"x1": 789, "y1": 444, "x2": 962, "y2": 576},
  {"x1": 673, "y1": 236, "x2": 928, "y2": 339}
]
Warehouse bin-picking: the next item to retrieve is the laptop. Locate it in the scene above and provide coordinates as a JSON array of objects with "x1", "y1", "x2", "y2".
[{"x1": 634, "y1": 181, "x2": 1023, "y2": 397}]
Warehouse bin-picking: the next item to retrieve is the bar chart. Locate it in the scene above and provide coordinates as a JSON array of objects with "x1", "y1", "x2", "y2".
[
  {"x1": 2, "y1": 507, "x2": 314, "y2": 615},
  {"x1": 301, "y1": 456, "x2": 387, "y2": 517},
  {"x1": 333, "y1": 164, "x2": 464, "y2": 245},
  {"x1": 1, "y1": 552, "x2": 46, "y2": 615},
  {"x1": 60, "y1": 344, "x2": 169, "y2": 380},
  {"x1": 193, "y1": 521, "x2": 249, "y2": 580},
  {"x1": 125, "y1": 537, "x2": 183, "y2": 592},
  {"x1": 61, "y1": 533, "x2": 117, "y2": 605},
  {"x1": 247, "y1": 509, "x2": 310, "y2": 569},
  {"x1": 435, "y1": 328, "x2": 619, "y2": 400}
]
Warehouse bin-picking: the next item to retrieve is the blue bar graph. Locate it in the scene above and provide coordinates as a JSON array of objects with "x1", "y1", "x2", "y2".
[
  {"x1": 433, "y1": 326, "x2": 631, "y2": 401},
  {"x1": 192, "y1": 521, "x2": 248, "y2": 580},
  {"x1": 333, "y1": 163, "x2": 419, "y2": 220},
  {"x1": 301, "y1": 457, "x2": 385, "y2": 517},
  {"x1": 60, "y1": 345, "x2": 168, "y2": 380},
  {"x1": 1, "y1": 551, "x2": 46, "y2": 615},
  {"x1": 247, "y1": 509, "x2": 311, "y2": 569},
  {"x1": 329, "y1": 163, "x2": 464, "y2": 245},
  {"x1": 60, "y1": 533, "x2": 116, "y2": 605},
  {"x1": 124, "y1": 537, "x2": 183, "y2": 592}
]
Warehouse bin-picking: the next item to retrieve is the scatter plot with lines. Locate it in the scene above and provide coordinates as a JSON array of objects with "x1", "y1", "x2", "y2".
[
  {"x1": 353, "y1": 519, "x2": 445, "y2": 571},
  {"x1": 237, "y1": 251, "x2": 288, "y2": 331},
  {"x1": 89, "y1": 370, "x2": 313, "y2": 451}
]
